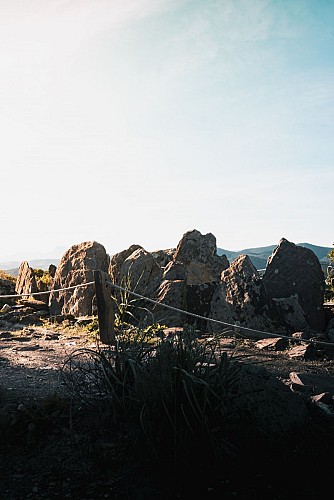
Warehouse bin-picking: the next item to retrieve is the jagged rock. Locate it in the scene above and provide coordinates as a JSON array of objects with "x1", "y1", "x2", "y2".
[
  {"x1": 289, "y1": 371, "x2": 334, "y2": 394},
  {"x1": 15, "y1": 261, "x2": 38, "y2": 297},
  {"x1": 163, "y1": 261, "x2": 186, "y2": 281},
  {"x1": 172, "y1": 229, "x2": 229, "y2": 285},
  {"x1": 154, "y1": 280, "x2": 186, "y2": 326},
  {"x1": 109, "y1": 244, "x2": 142, "y2": 284},
  {"x1": 207, "y1": 281, "x2": 235, "y2": 330},
  {"x1": 262, "y1": 238, "x2": 326, "y2": 332},
  {"x1": 49, "y1": 241, "x2": 109, "y2": 318},
  {"x1": 185, "y1": 282, "x2": 217, "y2": 330},
  {"x1": 48, "y1": 264, "x2": 57, "y2": 278},
  {"x1": 222, "y1": 255, "x2": 268, "y2": 320},
  {"x1": 208, "y1": 255, "x2": 273, "y2": 335},
  {"x1": 270, "y1": 295, "x2": 309, "y2": 332},
  {"x1": 151, "y1": 248, "x2": 175, "y2": 269},
  {"x1": 255, "y1": 337, "x2": 289, "y2": 351},
  {"x1": 288, "y1": 344, "x2": 317, "y2": 360},
  {"x1": 154, "y1": 230, "x2": 229, "y2": 327},
  {"x1": 118, "y1": 247, "x2": 163, "y2": 299}
]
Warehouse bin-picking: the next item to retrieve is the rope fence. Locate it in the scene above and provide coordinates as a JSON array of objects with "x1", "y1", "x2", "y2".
[
  {"x1": 1, "y1": 276, "x2": 334, "y2": 348},
  {"x1": 0, "y1": 281, "x2": 95, "y2": 299},
  {"x1": 107, "y1": 281, "x2": 334, "y2": 348}
]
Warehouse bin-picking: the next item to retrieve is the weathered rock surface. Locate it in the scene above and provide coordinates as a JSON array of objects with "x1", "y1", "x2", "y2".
[
  {"x1": 155, "y1": 280, "x2": 186, "y2": 326},
  {"x1": 109, "y1": 244, "x2": 142, "y2": 284},
  {"x1": 209, "y1": 255, "x2": 273, "y2": 335},
  {"x1": 15, "y1": 261, "x2": 38, "y2": 297},
  {"x1": 172, "y1": 229, "x2": 229, "y2": 285},
  {"x1": 154, "y1": 229, "x2": 229, "y2": 326},
  {"x1": 270, "y1": 295, "x2": 309, "y2": 332},
  {"x1": 118, "y1": 247, "x2": 163, "y2": 299},
  {"x1": 45, "y1": 232, "x2": 329, "y2": 337},
  {"x1": 262, "y1": 238, "x2": 326, "y2": 332},
  {"x1": 150, "y1": 248, "x2": 175, "y2": 269},
  {"x1": 49, "y1": 241, "x2": 109, "y2": 317}
]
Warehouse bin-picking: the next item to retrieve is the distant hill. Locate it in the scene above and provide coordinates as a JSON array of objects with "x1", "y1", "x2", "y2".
[
  {"x1": 0, "y1": 259, "x2": 60, "y2": 277},
  {"x1": 217, "y1": 242, "x2": 332, "y2": 270},
  {"x1": 0, "y1": 242, "x2": 332, "y2": 278}
]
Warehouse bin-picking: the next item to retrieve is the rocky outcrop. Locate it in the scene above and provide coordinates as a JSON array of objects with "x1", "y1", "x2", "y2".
[
  {"x1": 151, "y1": 248, "x2": 175, "y2": 269},
  {"x1": 208, "y1": 241, "x2": 327, "y2": 336},
  {"x1": 262, "y1": 238, "x2": 326, "y2": 332},
  {"x1": 49, "y1": 241, "x2": 109, "y2": 318},
  {"x1": 172, "y1": 229, "x2": 229, "y2": 285},
  {"x1": 15, "y1": 261, "x2": 38, "y2": 297},
  {"x1": 109, "y1": 246, "x2": 173, "y2": 324},
  {"x1": 209, "y1": 255, "x2": 273, "y2": 335},
  {"x1": 118, "y1": 247, "x2": 163, "y2": 299},
  {"x1": 154, "y1": 229, "x2": 229, "y2": 326},
  {"x1": 109, "y1": 244, "x2": 142, "y2": 284},
  {"x1": 155, "y1": 280, "x2": 186, "y2": 326},
  {"x1": 41, "y1": 232, "x2": 327, "y2": 335}
]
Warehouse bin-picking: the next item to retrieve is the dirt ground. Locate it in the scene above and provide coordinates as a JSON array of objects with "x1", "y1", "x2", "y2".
[
  {"x1": 1, "y1": 314, "x2": 334, "y2": 400},
  {"x1": 1, "y1": 311, "x2": 334, "y2": 499},
  {"x1": 0, "y1": 320, "x2": 97, "y2": 401}
]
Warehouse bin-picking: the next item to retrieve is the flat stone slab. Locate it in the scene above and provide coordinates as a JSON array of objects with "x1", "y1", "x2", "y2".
[
  {"x1": 255, "y1": 337, "x2": 289, "y2": 351},
  {"x1": 289, "y1": 371, "x2": 334, "y2": 394}
]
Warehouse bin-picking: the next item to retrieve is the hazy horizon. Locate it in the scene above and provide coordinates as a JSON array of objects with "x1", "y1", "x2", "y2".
[{"x1": 0, "y1": 236, "x2": 332, "y2": 266}]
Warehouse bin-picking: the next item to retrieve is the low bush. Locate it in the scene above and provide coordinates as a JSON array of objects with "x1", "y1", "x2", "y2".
[{"x1": 60, "y1": 325, "x2": 262, "y2": 477}]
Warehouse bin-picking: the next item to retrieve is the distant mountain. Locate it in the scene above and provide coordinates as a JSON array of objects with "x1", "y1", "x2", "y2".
[
  {"x1": 217, "y1": 242, "x2": 332, "y2": 270},
  {"x1": 0, "y1": 259, "x2": 60, "y2": 276},
  {"x1": 1, "y1": 242, "x2": 332, "y2": 277}
]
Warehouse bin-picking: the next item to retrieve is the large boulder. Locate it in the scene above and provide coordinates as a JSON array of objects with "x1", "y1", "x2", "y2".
[
  {"x1": 109, "y1": 244, "x2": 142, "y2": 284},
  {"x1": 109, "y1": 246, "x2": 172, "y2": 324},
  {"x1": 262, "y1": 238, "x2": 326, "y2": 332},
  {"x1": 154, "y1": 230, "x2": 229, "y2": 327},
  {"x1": 118, "y1": 247, "x2": 163, "y2": 299},
  {"x1": 209, "y1": 255, "x2": 272, "y2": 335},
  {"x1": 49, "y1": 241, "x2": 109, "y2": 317},
  {"x1": 155, "y1": 279, "x2": 186, "y2": 326},
  {"x1": 173, "y1": 229, "x2": 229, "y2": 284},
  {"x1": 15, "y1": 261, "x2": 38, "y2": 296}
]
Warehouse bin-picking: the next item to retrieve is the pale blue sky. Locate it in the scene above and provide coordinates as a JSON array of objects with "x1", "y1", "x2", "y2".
[{"x1": 0, "y1": 0, "x2": 333, "y2": 261}]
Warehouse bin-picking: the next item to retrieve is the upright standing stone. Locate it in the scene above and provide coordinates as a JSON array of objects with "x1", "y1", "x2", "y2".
[
  {"x1": 262, "y1": 238, "x2": 326, "y2": 332},
  {"x1": 15, "y1": 261, "x2": 38, "y2": 297},
  {"x1": 154, "y1": 229, "x2": 229, "y2": 327},
  {"x1": 49, "y1": 241, "x2": 109, "y2": 317}
]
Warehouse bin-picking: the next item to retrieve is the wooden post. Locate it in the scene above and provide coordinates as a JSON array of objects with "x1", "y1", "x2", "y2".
[{"x1": 94, "y1": 270, "x2": 115, "y2": 345}]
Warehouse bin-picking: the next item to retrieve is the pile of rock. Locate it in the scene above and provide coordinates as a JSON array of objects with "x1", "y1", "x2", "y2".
[{"x1": 3, "y1": 229, "x2": 332, "y2": 338}]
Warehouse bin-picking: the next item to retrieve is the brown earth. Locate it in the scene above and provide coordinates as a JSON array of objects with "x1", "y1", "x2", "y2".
[{"x1": 1, "y1": 311, "x2": 334, "y2": 499}]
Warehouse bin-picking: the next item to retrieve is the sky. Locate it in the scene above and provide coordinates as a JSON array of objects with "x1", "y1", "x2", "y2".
[{"x1": 0, "y1": 0, "x2": 333, "y2": 261}]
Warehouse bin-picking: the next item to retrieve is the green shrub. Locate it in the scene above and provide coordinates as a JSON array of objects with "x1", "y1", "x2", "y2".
[{"x1": 60, "y1": 326, "x2": 256, "y2": 474}]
